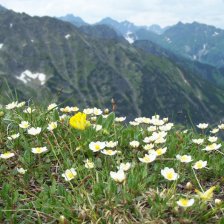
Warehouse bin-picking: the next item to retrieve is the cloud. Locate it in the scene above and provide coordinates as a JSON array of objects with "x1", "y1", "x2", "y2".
[{"x1": 0, "y1": 0, "x2": 224, "y2": 28}]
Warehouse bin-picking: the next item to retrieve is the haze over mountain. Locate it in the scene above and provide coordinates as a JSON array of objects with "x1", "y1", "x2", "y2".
[{"x1": 1, "y1": 6, "x2": 224, "y2": 123}]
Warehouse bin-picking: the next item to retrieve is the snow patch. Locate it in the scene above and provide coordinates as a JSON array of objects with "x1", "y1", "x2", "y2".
[
  {"x1": 65, "y1": 34, "x2": 71, "y2": 39},
  {"x1": 31, "y1": 39, "x2": 34, "y2": 43},
  {"x1": 124, "y1": 31, "x2": 135, "y2": 44},
  {"x1": 198, "y1": 44, "x2": 208, "y2": 59},
  {"x1": 212, "y1": 32, "x2": 219, "y2": 37},
  {"x1": 16, "y1": 70, "x2": 46, "y2": 85},
  {"x1": 165, "y1": 37, "x2": 172, "y2": 44},
  {"x1": 193, "y1": 55, "x2": 197, "y2": 60},
  {"x1": 0, "y1": 43, "x2": 3, "y2": 49}
]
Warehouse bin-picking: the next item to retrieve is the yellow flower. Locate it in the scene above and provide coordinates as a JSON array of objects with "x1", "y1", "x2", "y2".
[
  {"x1": 195, "y1": 186, "x2": 216, "y2": 201},
  {"x1": 69, "y1": 112, "x2": 90, "y2": 130}
]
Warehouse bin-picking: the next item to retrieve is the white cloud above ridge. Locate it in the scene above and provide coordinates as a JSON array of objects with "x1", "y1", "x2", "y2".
[{"x1": 0, "y1": 0, "x2": 224, "y2": 28}]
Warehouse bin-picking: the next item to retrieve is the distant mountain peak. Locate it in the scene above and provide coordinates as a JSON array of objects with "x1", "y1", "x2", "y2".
[
  {"x1": 59, "y1": 14, "x2": 87, "y2": 27},
  {"x1": 0, "y1": 4, "x2": 7, "y2": 12}
]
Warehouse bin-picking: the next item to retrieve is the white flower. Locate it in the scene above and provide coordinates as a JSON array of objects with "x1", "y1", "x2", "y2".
[
  {"x1": 101, "y1": 149, "x2": 117, "y2": 156},
  {"x1": 135, "y1": 117, "x2": 150, "y2": 124},
  {"x1": 0, "y1": 152, "x2": 15, "y2": 159},
  {"x1": 93, "y1": 107, "x2": 102, "y2": 116},
  {"x1": 208, "y1": 136, "x2": 218, "y2": 143},
  {"x1": 147, "y1": 126, "x2": 157, "y2": 132},
  {"x1": 129, "y1": 140, "x2": 140, "y2": 148},
  {"x1": 7, "y1": 133, "x2": 20, "y2": 140},
  {"x1": 115, "y1": 117, "x2": 126, "y2": 122},
  {"x1": 159, "y1": 123, "x2": 174, "y2": 131},
  {"x1": 154, "y1": 147, "x2": 167, "y2": 156},
  {"x1": 143, "y1": 143, "x2": 154, "y2": 150},
  {"x1": 47, "y1": 122, "x2": 58, "y2": 131},
  {"x1": 139, "y1": 153, "x2": 157, "y2": 163},
  {"x1": 210, "y1": 128, "x2": 219, "y2": 134},
  {"x1": 176, "y1": 154, "x2": 192, "y2": 163},
  {"x1": 70, "y1": 107, "x2": 79, "y2": 112},
  {"x1": 218, "y1": 124, "x2": 224, "y2": 130},
  {"x1": 118, "y1": 162, "x2": 131, "y2": 171},
  {"x1": 154, "y1": 137, "x2": 166, "y2": 144},
  {"x1": 105, "y1": 141, "x2": 118, "y2": 148},
  {"x1": 84, "y1": 159, "x2": 95, "y2": 169},
  {"x1": 62, "y1": 168, "x2": 77, "y2": 181},
  {"x1": 161, "y1": 167, "x2": 179, "y2": 181},
  {"x1": 60, "y1": 106, "x2": 72, "y2": 113},
  {"x1": 92, "y1": 124, "x2": 102, "y2": 131},
  {"x1": 27, "y1": 127, "x2": 41, "y2": 135},
  {"x1": 47, "y1": 103, "x2": 57, "y2": 111},
  {"x1": 197, "y1": 123, "x2": 208, "y2": 129},
  {"x1": 143, "y1": 137, "x2": 151, "y2": 143},
  {"x1": 17, "y1": 101, "x2": 25, "y2": 108},
  {"x1": 192, "y1": 138, "x2": 204, "y2": 145},
  {"x1": 83, "y1": 108, "x2": 94, "y2": 115},
  {"x1": 23, "y1": 107, "x2": 35, "y2": 114},
  {"x1": 193, "y1": 160, "x2": 207, "y2": 169},
  {"x1": 110, "y1": 169, "x2": 126, "y2": 183},
  {"x1": 17, "y1": 167, "x2": 27, "y2": 174},
  {"x1": 6, "y1": 101, "x2": 18, "y2": 110},
  {"x1": 31, "y1": 147, "x2": 48, "y2": 154},
  {"x1": 203, "y1": 143, "x2": 221, "y2": 151},
  {"x1": 89, "y1": 141, "x2": 106, "y2": 152},
  {"x1": 59, "y1": 114, "x2": 68, "y2": 122},
  {"x1": 19, "y1": 121, "x2": 30, "y2": 129},
  {"x1": 177, "y1": 198, "x2": 194, "y2": 207},
  {"x1": 151, "y1": 118, "x2": 164, "y2": 126},
  {"x1": 129, "y1": 121, "x2": 139, "y2": 126}
]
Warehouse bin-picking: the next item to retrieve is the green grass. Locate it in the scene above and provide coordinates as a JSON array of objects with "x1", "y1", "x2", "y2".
[{"x1": 0, "y1": 101, "x2": 224, "y2": 224}]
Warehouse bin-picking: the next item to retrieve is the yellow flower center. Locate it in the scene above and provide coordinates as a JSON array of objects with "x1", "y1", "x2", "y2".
[
  {"x1": 180, "y1": 199, "x2": 189, "y2": 206},
  {"x1": 166, "y1": 172, "x2": 174, "y2": 180},
  {"x1": 67, "y1": 172, "x2": 74, "y2": 179},
  {"x1": 196, "y1": 162, "x2": 202, "y2": 169},
  {"x1": 156, "y1": 148, "x2": 163, "y2": 155},
  {"x1": 36, "y1": 148, "x2": 42, "y2": 153},
  {"x1": 95, "y1": 145, "x2": 101, "y2": 151}
]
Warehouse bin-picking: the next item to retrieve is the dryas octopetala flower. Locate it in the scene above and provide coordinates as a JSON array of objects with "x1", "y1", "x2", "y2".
[
  {"x1": 31, "y1": 147, "x2": 48, "y2": 154},
  {"x1": 129, "y1": 140, "x2": 140, "y2": 148},
  {"x1": 208, "y1": 136, "x2": 218, "y2": 143},
  {"x1": 105, "y1": 141, "x2": 118, "y2": 148},
  {"x1": 176, "y1": 154, "x2": 193, "y2": 163},
  {"x1": 17, "y1": 101, "x2": 25, "y2": 108},
  {"x1": 92, "y1": 124, "x2": 102, "y2": 131},
  {"x1": 19, "y1": 121, "x2": 30, "y2": 129},
  {"x1": 47, "y1": 122, "x2": 58, "y2": 131},
  {"x1": 93, "y1": 107, "x2": 102, "y2": 116},
  {"x1": 161, "y1": 167, "x2": 179, "y2": 181},
  {"x1": 7, "y1": 133, "x2": 20, "y2": 140},
  {"x1": 115, "y1": 117, "x2": 126, "y2": 122},
  {"x1": 203, "y1": 143, "x2": 221, "y2": 151},
  {"x1": 110, "y1": 169, "x2": 126, "y2": 183},
  {"x1": 129, "y1": 121, "x2": 139, "y2": 126},
  {"x1": 197, "y1": 123, "x2": 208, "y2": 129},
  {"x1": 210, "y1": 128, "x2": 219, "y2": 134},
  {"x1": 0, "y1": 152, "x2": 15, "y2": 159},
  {"x1": 218, "y1": 124, "x2": 224, "y2": 130},
  {"x1": 101, "y1": 149, "x2": 117, "y2": 156},
  {"x1": 84, "y1": 159, "x2": 95, "y2": 169},
  {"x1": 118, "y1": 162, "x2": 131, "y2": 171},
  {"x1": 192, "y1": 138, "x2": 204, "y2": 145},
  {"x1": 195, "y1": 186, "x2": 216, "y2": 201},
  {"x1": 62, "y1": 168, "x2": 77, "y2": 181},
  {"x1": 154, "y1": 147, "x2": 167, "y2": 156},
  {"x1": 139, "y1": 153, "x2": 157, "y2": 163},
  {"x1": 17, "y1": 167, "x2": 27, "y2": 174},
  {"x1": 193, "y1": 160, "x2": 207, "y2": 169},
  {"x1": 143, "y1": 143, "x2": 154, "y2": 151},
  {"x1": 69, "y1": 112, "x2": 90, "y2": 130},
  {"x1": 89, "y1": 141, "x2": 105, "y2": 152},
  {"x1": 47, "y1": 103, "x2": 57, "y2": 111},
  {"x1": 23, "y1": 107, "x2": 35, "y2": 114},
  {"x1": 177, "y1": 198, "x2": 194, "y2": 207},
  {"x1": 27, "y1": 127, "x2": 41, "y2": 135},
  {"x1": 6, "y1": 101, "x2": 18, "y2": 110}
]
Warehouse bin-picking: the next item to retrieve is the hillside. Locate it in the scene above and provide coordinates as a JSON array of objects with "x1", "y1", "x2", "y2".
[{"x1": 0, "y1": 9, "x2": 224, "y2": 123}]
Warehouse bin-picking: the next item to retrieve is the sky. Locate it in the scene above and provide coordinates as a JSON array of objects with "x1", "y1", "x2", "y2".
[{"x1": 0, "y1": 0, "x2": 224, "y2": 28}]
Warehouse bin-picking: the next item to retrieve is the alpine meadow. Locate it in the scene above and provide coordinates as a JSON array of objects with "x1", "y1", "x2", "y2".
[{"x1": 0, "y1": 2, "x2": 224, "y2": 224}]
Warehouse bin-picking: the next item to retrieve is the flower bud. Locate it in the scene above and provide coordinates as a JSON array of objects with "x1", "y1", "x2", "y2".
[
  {"x1": 185, "y1": 182, "x2": 193, "y2": 190},
  {"x1": 0, "y1": 111, "x2": 4, "y2": 117},
  {"x1": 59, "y1": 215, "x2": 67, "y2": 224},
  {"x1": 215, "y1": 199, "x2": 222, "y2": 205}
]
